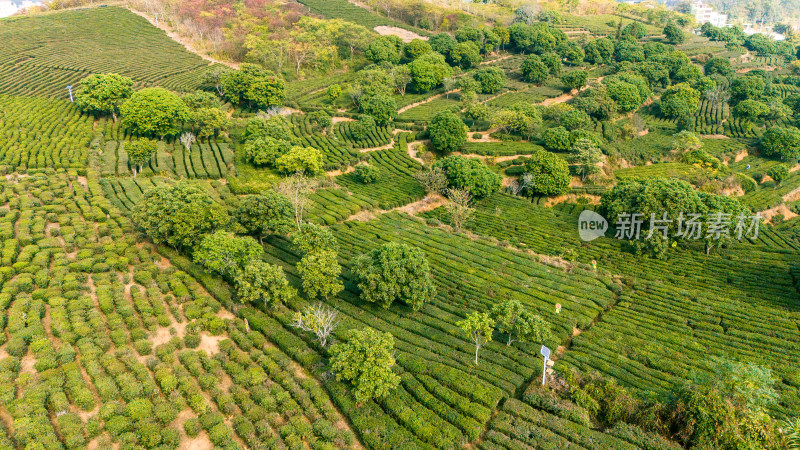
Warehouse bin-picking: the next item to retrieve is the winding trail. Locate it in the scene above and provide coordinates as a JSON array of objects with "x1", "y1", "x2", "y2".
[{"x1": 398, "y1": 89, "x2": 460, "y2": 114}]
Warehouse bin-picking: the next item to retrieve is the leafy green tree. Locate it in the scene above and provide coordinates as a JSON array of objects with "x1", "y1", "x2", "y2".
[
  {"x1": 522, "y1": 149, "x2": 570, "y2": 196},
  {"x1": 234, "y1": 260, "x2": 294, "y2": 308},
  {"x1": 365, "y1": 35, "x2": 403, "y2": 64},
  {"x1": 730, "y1": 76, "x2": 765, "y2": 104},
  {"x1": 559, "y1": 109, "x2": 592, "y2": 130},
  {"x1": 125, "y1": 138, "x2": 158, "y2": 178},
  {"x1": 292, "y1": 223, "x2": 339, "y2": 256},
  {"x1": 74, "y1": 73, "x2": 134, "y2": 121},
  {"x1": 433, "y1": 155, "x2": 502, "y2": 198},
  {"x1": 405, "y1": 39, "x2": 432, "y2": 59},
  {"x1": 584, "y1": 38, "x2": 615, "y2": 64},
  {"x1": 521, "y1": 55, "x2": 549, "y2": 84},
  {"x1": 605, "y1": 81, "x2": 643, "y2": 113},
  {"x1": 243, "y1": 115, "x2": 293, "y2": 142},
  {"x1": 664, "y1": 24, "x2": 685, "y2": 43},
  {"x1": 760, "y1": 127, "x2": 800, "y2": 161},
  {"x1": 557, "y1": 40, "x2": 584, "y2": 65},
  {"x1": 660, "y1": 83, "x2": 700, "y2": 120},
  {"x1": 429, "y1": 33, "x2": 457, "y2": 57},
  {"x1": 220, "y1": 64, "x2": 285, "y2": 109},
  {"x1": 463, "y1": 101, "x2": 490, "y2": 126},
  {"x1": 492, "y1": 106, "x2": 542, "y2": 138},
  {"x1": 132, "y1": 182, "x2": 229, "y2": 250},
  {"x1": 361, "y1": 93, "x2": 397, "y2": 126},
  {"x1": 561, "y1": 71, "x2": 588, "y2": 91},
  {"x1": 329, "y1": 328, "x2": 401, "y2": 404},
  {"x1": 193, "y1": 230, "x2": 262, "y2": 279},
  {"x1": 704, "y1": 57, "x2": 733, "y2": 76},
  {"x1": 182, "y1": 90, "x2": 221, "y2": 110},
  {"x1": 673, "y1": 130, "x2": 702, "y2": 152},
  {"x1": 352, "y1": 242, "x2": 435, "y2": 311},
  {"x1": 298, "y1": 250, "x2": 343, "y2": 300},
  {"x1": 662, "y1": 357, "x2": 782, "y2": 449},
  {"x1": 355, "y1": 165, "x2": 380, "y2": 184},
  {"x1": 732, "y1": 99, "x2": 769, "y2": 129},
  {"x1": 327, "y1": 84, "x2": 342, "y2": 103},
  {"x1": 308, "y1": 110, "x2": 332, "y2": 135},
  {"x1": 449, "y1": 41, "x2": 482, "y2": 69},
  {"x1": 570, "y1": 138, "x2": 602, "y2": 181},
  {"x1": 472, "y1": 67, "x2": 506, "y2": 94},
  {"x1": 457, "y1": 311, "x2": 494, "y2": 365},
  {"x1": 244, "y1": 136, "x2": 292, "y2": 167},
  {"x1": 409, "y1": 52, "x2": 453, "y2": 92},
  {"x1": 541, "y1": 53, "x2": 562, "y2": 75},
  {"x1": 622, "y1": 22, "x2": 646, "y2": 40},
  {"x1": 120, "y1": 87, "x2": 189, "y2": 137},
  {"x1": 350, "y1": 115, "x2": 377, "y2": 141},
  {"x1": 491, "y1": 299, "x2": 553, "y2": 346},
  {"x1": 767, "y1": 164, "x2": 789, "y2": 187},
  {"x1": 428, "y1": 110, "x2": 468, "y2": 154},
  {"x1": 192, "y1": 107, "x2": 229, "y2": 139},
  {"x1": 614, "y1": 40, "x2": 645, "y2": 62},
  {"x1": 275, "y1": 146, "x2": 323, "y2": 175},
  {"x1": 542, "y1": 126, "x2": 571, "y2": 151},
  {"x1": 234, "y1": 193, "x2": 294, "y2": 243}
]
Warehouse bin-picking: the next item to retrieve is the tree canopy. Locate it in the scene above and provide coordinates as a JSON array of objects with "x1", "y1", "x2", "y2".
[
  {"x1": 75, "y1": 73, "x2": 134, "y2": 121},
  {"x1": 132, "y1": 182, "x2": 228, "y2": 250},
  {"x1": 329, "y1": 328, "x2": 401, "y2": 404},
  {"x1": 120, "y1": 87, "x2": 189, "y2": 137},
  {"x1": 522, "y1": 149, "x2": 571, "y2": 196},
  {"x1": 432, "y1": 155, "x2": 502, "y2": 198},
  {"x1": 428, "y1": 110, "x2": 468, "y2": 154},
  {"x1": 352, "y1": 242, "x2": 435, "y2": 311}
]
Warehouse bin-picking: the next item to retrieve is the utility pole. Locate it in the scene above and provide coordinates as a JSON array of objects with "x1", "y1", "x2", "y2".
[
  {"x1": 154, "y1": 13, "x2": 159, "y2": 27},
  {"x1": 67, "y1": 85, "x2": 73, "y2": 102}
]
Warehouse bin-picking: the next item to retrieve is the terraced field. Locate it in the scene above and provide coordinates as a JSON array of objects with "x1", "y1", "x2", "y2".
[{"x1": 0, "y1": 7, "x2": 217, "y2": 98}]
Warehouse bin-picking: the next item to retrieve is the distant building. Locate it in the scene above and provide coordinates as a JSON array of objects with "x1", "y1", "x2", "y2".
[{"x1": 691, "y1": 1, "x2": 727, "y2": 28}]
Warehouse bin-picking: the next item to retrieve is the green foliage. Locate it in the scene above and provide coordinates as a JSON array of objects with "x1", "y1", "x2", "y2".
[
  {"x1": 132, "y1": 182, "x2": 229, "y2": 250},
  {"x1": 521, "y1": 55, "x2": 549, "y2": 84},
  {"x1": 760, "y1": 127, "x2": 800, "y2": 161},
  {"x1": 663, "y1": 24, "x2": 685, "y2": 44},
  {"x1": 352, "y1": 242, "x2": 435, "y2": 311},
  {"x1": 432, "y1": 155, "x2": 502, "y2": 198},
  {"x1": 660, "y1": 83, "x2": 700, "y2": 120},
  {"x1": 275, "y1": 146, "x2": 324, "y2": 175},
  {"x1": 220, "y1": 63, "x2": 285, "y2": 109},
  {"x1": 234, "y1": 260, "x2": 294, "y2": 307},
  {"x1": 405, "y1": 39, "x2": 432, "y2": 59},
  {"x1": 244, "y1": 136, "x2": 293, "y2": 167},
  {"x1": 560, "y1": 70, "x2": 588, "y2": 90},
  {"x1": 74, "y1": 73, "x2": 134, "y2": 120},
  {"x1": 472, "y1": 67, "x2": 506, "y2": 94},
  {"x1": 449, "y1": 41, "x2": 482, "y2": 69},
  {"x1": 428, "y1": 110, "x2": 468, "y2": 154},
  {"x1": 329, "y1": 328, "x2": 401, "y2": 404},
  {"x1": 409, "y1": 52, "x2": 453, "y2": 92},
  {"x1": 234, "y1": 193, "x2": 294, "y2": 241},
  {"x1": 292, "y1": 223, "x2": 339, "y2": 255},
  {"x1": 191, "y1": 107, "x2": 229, "y2": 139},
  {"x1": 298, "y1": 250, "x2": 343, "y2": 300},
  {"x1": 125, "y1": 138, "x2": 158, "y2": 175},
  {"x1": 365, "y1": 35, "x2": 403, "y2": 64},
  {"x1": 522, "y1": 149, "x2": 570, "y2": 196},
  {"x1": 193, "y1": 230, "x2": 262, "y2": 279},
  {"x1": 457, "y1": 311, "x2": 494, "y2": 365},
  {"x1": 361, "y1": 93, "x2": 398, "y2": 126},
  {"x1": 120, "y1": 87, "x2": 188, "y2": 136},
  {"x1": 541, "y1": 52, "x2": 562, "y2": 75},
  {"x1": 570, "y1": 138, "x2": 602, "y2": 181},
  {"x1": 704, "y1": 57, "x2": 733, "y2": 77},
  {"x1": 491, "y1": 299, "x2": 553, "y2": 346},
  {"x1": 355, "y1": 165, "x2": 381, "y2": 184},
  {"x1": 541, "y1": 126, "x2": 571, "y2": 151}
]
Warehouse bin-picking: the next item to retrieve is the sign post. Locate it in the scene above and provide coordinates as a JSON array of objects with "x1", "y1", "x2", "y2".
[
  {"x1": 540, "y1": 345, "x2": 550, "y2": 386},
  {"x1": 67, "y1": 85, "x2": 73, "y2": 102}
]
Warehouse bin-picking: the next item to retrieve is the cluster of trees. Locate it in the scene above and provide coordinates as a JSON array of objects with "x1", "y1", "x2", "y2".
[
  {"x1": 459, "y1": 299, "x2": 553, "y2": 365},
  {"x1": 241, "y1": 114, "x2": 323, "y2": 175},
  {"x1": 601, "y1": 177, "x2": 748, "y2": 257},
  {"x1": 75, "y1": 72, "x2": 233, "y2": 141}
]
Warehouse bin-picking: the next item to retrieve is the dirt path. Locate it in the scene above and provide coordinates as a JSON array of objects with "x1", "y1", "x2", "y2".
[
  {"x1": 346, "y1": 194, "x2": 446, "y2": 221},
  {"x1": 128, "y1": 8, "x2": 238, "y2": 69},
  {"x1": 454, "y1": 153, "x2": 523, "y2": 163},
  {"x1": 374, "y1": 26, "x2": 427, "y2": 42},
  {"x1": 326, "y1": 166, "x2": 355, "y2": 177},
  {"x1": 398, "y1": 89, "x2": 459, "y2": 114},
  {"x1": 407, "y1": 141, "x2": 426, "y2": 164},
  {"x1": 539, "y1": 76, "x2": 605, "y2": 107}
]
